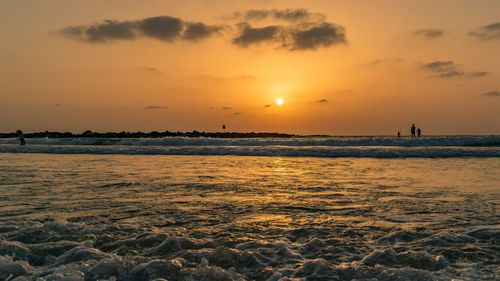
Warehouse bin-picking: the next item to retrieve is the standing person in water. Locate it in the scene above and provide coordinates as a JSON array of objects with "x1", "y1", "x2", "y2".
[
  {"x1": 16, "y1": 130, "x2": 26, "y2": 146},
  {"x1": 411, "y1": 124, "x2": 416, "y2": 138},
  {"x1": 397, "y1": 131, "x2": 401, "y2": 138},
  {"x1": 417, "y1": 128, "x2": 422, "y2": 138}
]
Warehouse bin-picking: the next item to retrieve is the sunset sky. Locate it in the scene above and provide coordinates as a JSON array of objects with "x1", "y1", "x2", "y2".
[{"x1": 1, "y1": 0, "x2": 499, "y2": 135}]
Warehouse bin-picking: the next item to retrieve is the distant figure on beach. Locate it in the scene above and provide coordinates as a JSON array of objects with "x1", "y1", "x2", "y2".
[
  {"x1": 222, "y1": 125, "x2": 226, "y2": 133},
  {"x1": 411, "y1": 124, "x2": 416, "y2": 138},
  {"x1": 17, "y1": 130, "x2": 26, "y2": 146},
  {"x1": 397, "y1": 131, "x2": 401, "y2": 138},
  {"x1": 417, "y1": 128, "x2": 422, "y2": 138}
]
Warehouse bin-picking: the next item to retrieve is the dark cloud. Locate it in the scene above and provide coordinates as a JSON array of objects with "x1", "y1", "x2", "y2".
[
  {"x1": 316, "y1": 99, "x2": 328, "y2": 103},
  {"x1": 235, "y1": 9, "x2": 324, "y2": 23},
  {"x1": 138, "y1": 16, "x2": 183, "y2": 41},
  {"x1": 291, "y1": 23, "x2": 346, "y2": 50},
  {"x1": 232, "y1": 23, "x2": 281, "y2": 47},
  {"x1": 421, "y1": 61, "x2": 464, "y2": 78},
  {"x1": 468, "y1": 71, "x2": 490, "y2": 78},
  {"x1": 230, "y1": 8, "x2": 346, "y2": 51},
  {"x1": 183, "y1": 22, "x2": 226, "y2": 41},
  {"x1": 264, "y1": 104, "x2": 271, "y2": 108},
  {"x1": 468, "y1": 22, "x2": 500, "y2": 40},
  {"x1": 413, "y1": 28, "x2": 444, "y2": 39},
  {"x1": 232, "y1": 22, "x2": 346, "y2": 50},
  {"x1": 144, "y1": 105, "x2": 168, "y2": 110},
  {"x1": 232, "y1": 112, "x2": 242, "y2": 115},
  {"x1": 222, "y1": 106, "x2": 232, "y2": 110},
  {"x1": 60, "y1": 10, "x2": 347, "y2": 51},
  {"x1": 483, "y1": 91, "x2": 500, "y2": 97},
  {"x1": 60, "y1": 20, "x2": 136, "y2": 42},
  {"x1": 60, "y1": 16, "x2": 224, "y2": 43}
]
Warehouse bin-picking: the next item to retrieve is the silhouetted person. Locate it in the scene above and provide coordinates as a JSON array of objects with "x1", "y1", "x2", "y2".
[
  {"x1": 16, "y1": 130, "x2": 26, "y2": 146},
  {"x1": 411, "y1": 124, "x2": 416, "y2": 138},
  {"x1": 222, "y1": 125, "x2": 226, "y2": 133},
  {"x1": 397, "y1": 131, "x2": 401, "y2": 138},
  {"x1": 417, "y1": 128, "x2": 422, "y2": 138}
]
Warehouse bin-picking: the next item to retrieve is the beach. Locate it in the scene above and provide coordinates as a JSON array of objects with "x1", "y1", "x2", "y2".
[{"x1": 0, "y1": 139, "x2": 498, "y2": 280}]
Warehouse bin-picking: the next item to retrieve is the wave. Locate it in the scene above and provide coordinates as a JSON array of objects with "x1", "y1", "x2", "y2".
[
  {"x1": 0, "y1": 135, "x2": 499, "y2": 147},
  {"x1": 0, "y1": 144, "x2": 498, "y2": 158}
]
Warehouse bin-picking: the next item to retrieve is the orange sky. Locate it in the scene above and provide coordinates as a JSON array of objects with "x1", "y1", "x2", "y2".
[{"x1": 1, "y1": 0, "x2": 499, "y2": 135}]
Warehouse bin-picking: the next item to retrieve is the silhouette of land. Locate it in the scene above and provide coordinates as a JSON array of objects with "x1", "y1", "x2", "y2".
[{"x1": 0, "y1": 130, "x2": 302, "y2": 139}]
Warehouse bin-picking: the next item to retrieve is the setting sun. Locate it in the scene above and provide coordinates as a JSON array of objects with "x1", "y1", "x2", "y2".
[{"x1": 276, "y1": 98, "x2": 284, "y2": 106}]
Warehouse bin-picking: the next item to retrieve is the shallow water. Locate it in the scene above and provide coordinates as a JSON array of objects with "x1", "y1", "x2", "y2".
[{"x1": 0, "y1": 153, "x2": 498, "y2": 280}]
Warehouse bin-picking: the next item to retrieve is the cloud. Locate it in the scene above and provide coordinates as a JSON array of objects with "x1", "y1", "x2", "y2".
[
  {"x1": 367, "y1": 57, "x2": 403, "y2": 66},
  {"x1": 144, "y1": 105, "x2": 168, "y2": 109},
  {"x1": 483, "y1": 91, "x2": 500, "y2": 97},
  {"x1": 421, "y1": 61, "x2": 464, "y2": 78},
  {"x1": 222, "y1": 106, "x2": 232, "y2": 110},
  {"x1": 134, "y1": 67, "x2": 163, "y2": 74},
  {"x1": 291, "y1": 23, "x2": 346, "y2": 50},
  {"x1": 232, "y1": 22, "x2": 346, "y2": 50},
  {"x1": 60, "y1": 20, "x2": 136, "y2": 42},
  {"x1": 468, "y1": 71, "x2": 490, "y2": 78},
  {"x1": 413, "y1": 28, "x2": 444, "y2": 39},
  {"x1": 468, "y1": 22, "x2": 500, "y2": 40},
  {"x1": 60, "y1": 16, "x2": 225, "y2": 43},
  {"x1": 264, "y1": 104, "x2": 271, "y2": 108},
  {"x1": 233, "y1": 9, "x2": 325, "y2": 23},
  {"x1": 232, "y1": 23, "x2": 281, "y2": 46},
  {"x1": 183, "y1": 22, "x2": 227, "y2": 41},
  {"x1": 316, "y1": 99, "x2": 328, "y2": 103},
  {"x1": 420, "y1": 61, "x2": 491, "y2": 79},
  {"x1": 60, "y1": 10, "x2": 347, "y2": 51},
  {"x1": 138, "y1": 16, "x2": 183, "y2": 41},
  {"x1": 232, "y1": 112, "x2": 242, "y2": 115}
]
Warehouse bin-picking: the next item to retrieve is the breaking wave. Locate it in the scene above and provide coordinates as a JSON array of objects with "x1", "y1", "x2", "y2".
[
  {"x1": 1, "y1": 135, "x2": 500, "y2": 147},
  {"x1": 0, "y1": 136, "x2": 499, "y2": 158}
]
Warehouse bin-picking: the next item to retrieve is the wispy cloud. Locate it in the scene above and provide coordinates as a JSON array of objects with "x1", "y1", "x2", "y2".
[
  {"x1": 413, "y1": 28, "x2": 444, "y2": 39},
  {"x1": 421, "y1": 61, "x2": 464, "y2": 78},
  {"x1": 468, "y1": 22, "x2": 500, "y2": 40},
  {"x1": 231, "y1": 9, "x2": 326, "y2": 23},
  {"x1": 316, "y1": 99, "x2": 328, "y2": 103},
  {"x1": 222, "y1": 106, "x2": 232, "y2": 110},
  {"x1": 420, "y1": 61, "x2": 490, "y2": 79},
  {"x1": 232, "y1": 112, "x2": 242, "y2": 115},
  {"x1": 483, "y1": 91, "x2": 500, "y2": 97},
  {"x1": 264, "y1": 104, "x2": 271, "y2": 108},
  {"x1": 134, "y1": 66, "x2": 164, "y2": 74},
  {"x1": 468, "y1": 71, "x2": 490, "y2": 78},
  {"x1": 367, "y1": 57, "x2": 403, "y2": 66},
  {"x1": 144, "y1": 105, "x2": 168, "y2": 110}
]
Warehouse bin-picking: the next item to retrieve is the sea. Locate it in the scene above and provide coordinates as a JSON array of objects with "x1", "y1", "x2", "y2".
[{"x1": 0, "y1": 136, "x2": 498, "y2": 280}]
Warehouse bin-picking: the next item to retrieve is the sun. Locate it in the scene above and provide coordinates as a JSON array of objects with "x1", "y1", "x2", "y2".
[{"x1": 276, "y1": 98, "x2": 284, "y2": 106}]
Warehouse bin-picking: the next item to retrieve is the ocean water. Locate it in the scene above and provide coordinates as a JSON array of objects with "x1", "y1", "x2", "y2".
[{"x1": 0, "y1": 137, "x2": 499, "y2": 280}]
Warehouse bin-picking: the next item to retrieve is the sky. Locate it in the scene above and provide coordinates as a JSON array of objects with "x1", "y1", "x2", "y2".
[{"x1": 0, "y1": 0, "x2": 499, "y2": 135}]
